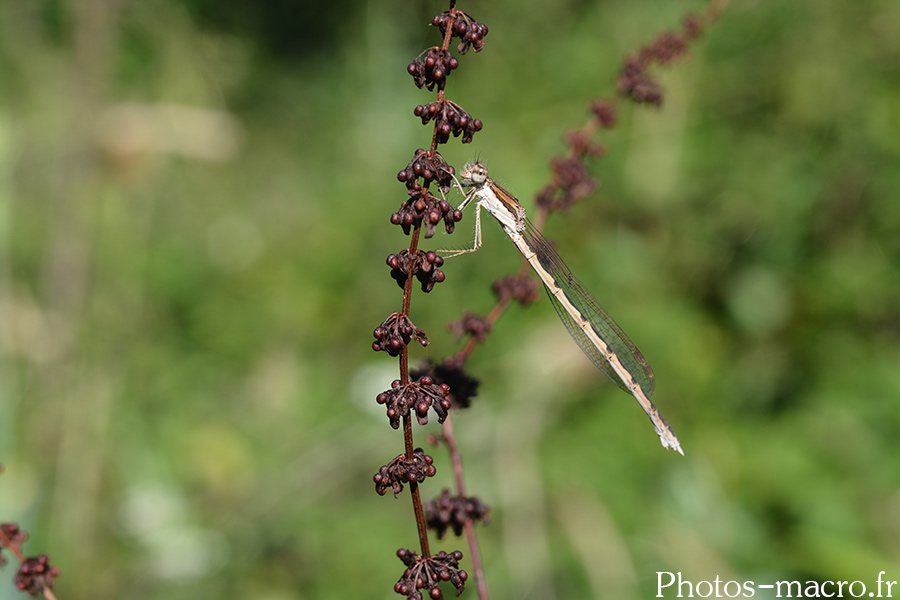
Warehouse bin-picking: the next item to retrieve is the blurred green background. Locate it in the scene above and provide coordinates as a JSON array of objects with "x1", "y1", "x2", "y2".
[{"x1": 2, "y1": 0, "x2": 899, "y2": 598}]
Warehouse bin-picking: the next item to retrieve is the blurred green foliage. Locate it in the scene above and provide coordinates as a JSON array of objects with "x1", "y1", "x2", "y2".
[{"x1": 1, "y1": 0, "x2": 899, "y2": 599}]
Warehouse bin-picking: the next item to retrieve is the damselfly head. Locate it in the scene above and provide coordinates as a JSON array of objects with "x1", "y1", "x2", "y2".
[{"x1": 460, "y1": 161, "x2": 489, "y2": 187}]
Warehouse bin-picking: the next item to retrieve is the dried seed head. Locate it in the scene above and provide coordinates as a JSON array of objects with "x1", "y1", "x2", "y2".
[
  {"x1": 385, "y1": 249, "x2": 446, "y2": 293},
  {"x1": 414, "y1": 100, "x2": 482, "y2": 145},
  {"x1": 408, "y1": 47, "x2": 460, "y2": 91},
  {"x1": 374, "y1": 448, "x2": 437, "y2": 496},
  {"x1": 14, "y1": 554, "x2": 60, "y2": 596},
  {"x1": 424, "y1": 488, "x2": 490, "y2": 538},
  {"x1": 617, "y1": 17, "x2": 702, "y2": 106},
  {"x1": 448, "y1": 311, "x2": 492, "y2": 343},
  {"x1": 535, "y1": 157, "x2": 598, "y2": 213},
  {"x1": 393, "y1": 548, "x2": 467, "y2": 599},
  {"x1": 617, "y1": 55, "x2": 664, "y2": 106},
  {"x1": 412, "y1": 360, "x2": 479, "y2": 410},
  {"x1": 374, "y1": 376, "x2": 453, "y2": 429},
  {"x1": 372, "y1": 312, "x2": 429, "y2": 356},
  {"x1": 431, "y1": 10, "x2": 488, "y2": 54},
  {"x1": 590, "y1": 100, "x2": 618, "y2": 128},
  {"x1": 0, "y1": 522, "x2": 28, "y2": 548},
  {"x1": 491, "y1": 273, "x2": 541, "y2": 306},
  {"x1": 397, "y1": 149, "x2": 455, "y2": 193}
]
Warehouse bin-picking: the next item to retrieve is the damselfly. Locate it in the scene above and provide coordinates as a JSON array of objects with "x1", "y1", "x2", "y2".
[{"x1": 447, "y1": 161, "x2": 682, "y2": 454}]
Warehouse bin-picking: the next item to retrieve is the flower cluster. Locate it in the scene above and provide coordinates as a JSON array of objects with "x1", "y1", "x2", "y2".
[
  {"x1": 411, "y1": 360, "x2": 480, "y2": 411},
  {"x1": 408, "y1": 47, "x2": 459, "y2": 92},
  {"x1": 535, "y1": 156, "x2": 598, "y2": 213},
  {"x1": 374, "y1": 448, "x2": 437, "y2": 497},
  {"x1": 589, "y1": 99, "x2": 618, "y2": 129},
  {"x1": 431, "y1": 10, "x2": 488, "y2": 54},
  {"x1": 397, "y1": 149, "x2": 456, "y2": 195},
  {"x1": 387, "y1": 250, "x2": 446, "y2": 293},
  {"x1": 617, "y1": 14, "x2": 705, "y2": 105},
  {"x1": 376, "y1": 376, "x2": 452, "y2": 429},
  {"x1": 448, "y1": 311, "x2": 492, "y2": 344},
  {"x1": 414, "y1": 101, "x2": 483, "y2": 145},
  {"x1": 0, "y1": 523, "x2": 27, "y2": 567},
  {"x1": 394, "y1": 548, "x2": 467, "y2": 600},
  {"x1": 394, "y1": 150, "x2": 462, "y2": 238},
  {"x1": 14, "y1": 555, "x2": 59, "y2": 597},
  {"x1": 491, "y1": 273, "x2": 541, "y2": 306},
  {"x1": 425, "y1": 489, "x2": 490, "y2": 539},
  {"x1": 373, "y1": 312, "x2": 429, "y2": 357}
]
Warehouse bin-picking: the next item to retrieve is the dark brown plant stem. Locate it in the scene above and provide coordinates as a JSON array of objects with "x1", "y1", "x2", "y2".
[
  {"x1": 400, "y1": 227, "x2": 422, "y2": 322},
  {"x1": 398, "y1": 199, "x2": 430, "y2": 555},
  {"x1": 462, "y1": 517, "x2": 487, "y2": 599},
  {"x1": 441, "y1": 414, "x2": 489, "y2": 599},
  {"x1": 408, "y1": 481, "x2": 431, "y2": 558},
  {"x1": 401, "y1": 194, "x2": 432, "y2": 560}
]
